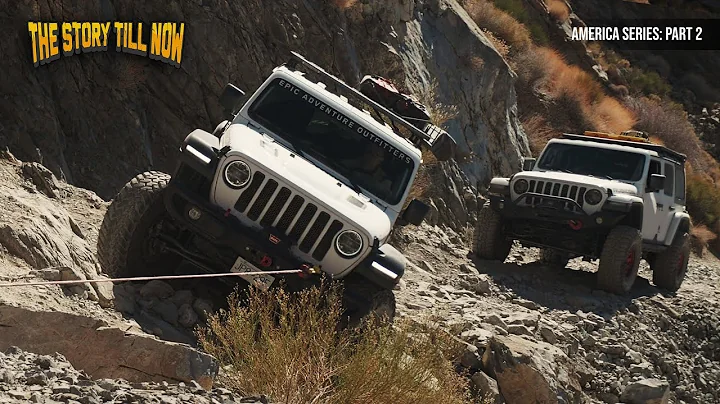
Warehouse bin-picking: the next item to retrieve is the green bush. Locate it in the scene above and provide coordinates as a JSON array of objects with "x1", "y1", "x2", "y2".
[
  {"x1": 686, "y1": 174, "x2": 720, "y2": 229},
  {"x1": 492, "y1": 0, "x2": 529, "y2": 22},
  {"x1": 623, "y1": 68, "x2": 672, "y2": 97}
]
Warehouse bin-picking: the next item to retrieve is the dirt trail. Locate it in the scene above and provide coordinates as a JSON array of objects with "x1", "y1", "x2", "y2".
[{"x1": 394, "y1": 224, "x2": 720, "y2": 403}]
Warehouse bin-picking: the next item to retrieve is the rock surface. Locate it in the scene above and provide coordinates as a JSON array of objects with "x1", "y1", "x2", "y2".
[{"x1": 0, "y1": 347, "x2": 263, "y2": 404}]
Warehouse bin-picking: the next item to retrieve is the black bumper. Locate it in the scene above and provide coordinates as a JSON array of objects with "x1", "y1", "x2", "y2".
[
  {"x1": 163, "y1": 173, "x2": 307, "y2": 277},
  {"x1": 490, "y1": 193, "x2": 627, "y2": 256}
]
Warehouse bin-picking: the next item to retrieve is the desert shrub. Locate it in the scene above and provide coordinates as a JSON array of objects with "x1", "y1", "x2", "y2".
[
  {"x1": 587, "y1": 96, "x2": 636, "y2": 134},
  {"x1": 547, "y1": 0, "x2": 570, "y2": 23},
  {"x1": 514, "y1": 47, "x2": 565, "y2": 89},
  {"x1": 522, "y1": 114, "x2": 557, "y2": 155},
  {"x1": 482, "y1": 29, "x2": 511, "y2": 59},
  {"x1": 199, "y1": 285, "x2": 469, "y2": 404},
  {"x1": 492, "y1": 0, "x2": 529, "y2": 22},
  {"x1": 528, "y1": 23, "x2": 550, "y2": 45},
  {"x1": 690, "y1": 223, "x2": 717, "y2": 256},
  {"x1": 686, "y1": 173, "x2": 720, "y2": 233},
  {"x1": 465, "y1": 0, "x2": 532, "y2": 52},
  {"x1": 416, "y1": 79, "x2": 460, "y2": 129},
  {"x1": 625, "y1": 96, "x2": 708, "y2": 168},
  {"x1": 623, "y1": 68, "x2": 672, "y2": 97},
  {"x1": 330, "y1": 0, "x2": 357, "y2": 9}
]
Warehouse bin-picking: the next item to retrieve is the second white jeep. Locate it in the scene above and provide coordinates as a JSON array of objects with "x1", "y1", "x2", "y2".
[{"x1": 475, "y1": 131, "x2": 691, "y2": 294}]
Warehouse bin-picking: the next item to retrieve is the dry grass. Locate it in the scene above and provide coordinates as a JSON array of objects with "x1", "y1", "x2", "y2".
[
  {"x1": 522, "y1": 114, "x2": 557, "y2": 155},
  {"x1": 416, "y1": 79, "x2": 459, "y2": 129},
  {"x1": 199, "y1": 284, "x2": 469, "y2": 404},
  {"x1": 547, "y1": 0, "x2": 570, "y2": 23},
  {"x1": 481, "y1": 29, "x2": 510, "y2": 60},
  {"x1": 690, "y1": 224, "x2": 717, "y2": 256},
  {"x1": 465, "y1": 0, "x2": 532, "y2": 52}
]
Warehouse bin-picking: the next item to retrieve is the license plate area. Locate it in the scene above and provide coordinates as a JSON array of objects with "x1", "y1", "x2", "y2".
[{"x1": 231, "y1": 256, "x2": 275, "y2": 291}]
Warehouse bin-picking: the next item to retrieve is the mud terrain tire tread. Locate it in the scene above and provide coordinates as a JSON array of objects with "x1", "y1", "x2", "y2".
[
  {"x1": 651, "y1": 232, "x2": 690, "y2": 292},
  {"x1": 539, "y1": 248, "x2": 569, "y2": 269},
  {"x1": 97, "y1": 171, "x2": 171, "y2": 278},
  {"x1": 474, "y1": 202, "x2": 511, "y2": 261},
  {"x1": 597, "y1": 226, "x2": 642, "y2": 295}
]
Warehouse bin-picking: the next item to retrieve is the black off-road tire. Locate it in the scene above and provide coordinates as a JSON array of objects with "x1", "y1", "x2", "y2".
[
  {"x1": 650, "y1": 232, "x2": 690, "y2": 292},
  {"x1": 474, "y1": 202, "x2": 512, "y2": 261},
  {"x1": 539, "y1": 248, "x2": 569, "y2": 269},
  {"x1": 597, "y1": 226, "x2": 642, "y2": 295},
  {"x1": 341, "y1": 277, "x2": 396, "y2": 328},
  {"x1": 97, "y1": 171, "x2": 178, "y2": 278}
]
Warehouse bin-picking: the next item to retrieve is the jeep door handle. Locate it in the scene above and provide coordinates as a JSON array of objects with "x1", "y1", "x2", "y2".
[{"x1": 656, "y1": 203, "x2": 663, "y2": 209}]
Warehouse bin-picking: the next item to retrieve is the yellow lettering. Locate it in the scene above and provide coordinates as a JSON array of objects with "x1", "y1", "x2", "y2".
[
  {"x1": 28, "y1": 22, "x2": 38, "y2": 65},
  {"x1": 127, "y1": 23, "x2": 137, "y2": 51},
  {"x1": 150, "y1": 22, "x2": 162, "y2": 58},
  {"x1": 81, "y1": 22, "x2": 91, "y2": 49},
  {"x1": 71, "y1": 22, "x2": 81, "y2": 53},
  {"x1": 114, "y1": 22, "x2": 124, "y2": 49},
  {"x1": 161, "y1": 23, "x2": 172, "y2": 59},
  {"x1": 136, "y1": 23, "x2": 147, "y2": 53},
  {"x1": 170, "y1": 23, "x2": 184, "y2": 65},
  {"x1": 100, "y1": 22, "x2": 111, "y2": 48},
  {"x1": 61, "y1": 22, "x2": 73, "y2": 55},
  {"x1": 48, "y1": 23, "x2": 59, "y2": 58},
  {"x1": 91, "y1": 22, "x2": 101, "y2": 48},
  {"x1": 37, "y1": 23, "x2": 50, "y2": 60}
]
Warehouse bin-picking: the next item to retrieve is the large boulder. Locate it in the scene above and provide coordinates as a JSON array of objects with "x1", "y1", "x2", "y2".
[
  {"x1": 481, "y1": 335, "x2": 585, "y2": 404},
  {"x1": 620, "y1": 378, "x2": 670, "y2": 404}
]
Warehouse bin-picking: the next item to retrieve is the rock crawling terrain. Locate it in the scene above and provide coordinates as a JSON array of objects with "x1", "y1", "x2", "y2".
[{"x1": 0, "y1": 156, "x2": 719, "y2": 404}]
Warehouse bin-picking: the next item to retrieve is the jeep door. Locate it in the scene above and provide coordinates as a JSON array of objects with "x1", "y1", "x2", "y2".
[{"x1": 641, "y1": 158, "x2": 673, "y2": 243}]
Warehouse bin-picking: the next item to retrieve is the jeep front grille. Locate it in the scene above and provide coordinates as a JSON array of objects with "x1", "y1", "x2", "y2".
[
  {"x1": 526, "y1": 180, "x2": 586, "y2": 209},
  {"x1": 234, "y1": 171, "x2": 345, "y2": 261}
]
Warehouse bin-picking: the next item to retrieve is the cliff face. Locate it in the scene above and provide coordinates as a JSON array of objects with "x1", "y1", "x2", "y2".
[{"x1": 1, "y1": 0, "x2": 529, "y2": 226}]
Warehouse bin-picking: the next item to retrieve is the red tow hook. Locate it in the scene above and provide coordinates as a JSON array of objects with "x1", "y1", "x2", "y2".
[
  {"x1": 568, "y1": 220, "x2": 583, "y2": 230},
  {"x1": 298, "y1": 264, "x2": 318, "y2": 278}
]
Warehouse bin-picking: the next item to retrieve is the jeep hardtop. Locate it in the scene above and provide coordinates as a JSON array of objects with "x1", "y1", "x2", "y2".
[
  {"x1": 97, "y1": 52, "x2": 456, "y2": 324},
  {"x1": 475, "y1": 130, "x2": 691, "y2": 294}
]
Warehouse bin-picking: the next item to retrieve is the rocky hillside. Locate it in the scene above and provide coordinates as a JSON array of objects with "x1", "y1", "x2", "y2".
[{"x1": 1, "y1": 0, "x2": 528, "y2": 207}]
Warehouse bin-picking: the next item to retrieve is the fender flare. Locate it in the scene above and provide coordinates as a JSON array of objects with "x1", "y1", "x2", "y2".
[
  {"x1": 664, "y1": 212, "x2": 691, "y2": 245},
  {"x1": 354, "y1": 243, "x2": 406, "y2": 290}
]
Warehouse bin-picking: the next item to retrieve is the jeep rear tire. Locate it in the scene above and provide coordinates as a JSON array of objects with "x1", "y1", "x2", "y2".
[
  {"x1": 539, "y1": 248, "x2": 569, "y2": 269},
  {"x1": 597, "y1": 226, "x2": 642, "y2": 294},
  {"x1": 474, "y1": 203, "x2": 511, "y2": 261},
  {"x1": 651, "y1": 232, "x2": 690, "y2": 292},
  {"x1": 341, "y1": 277, "x2": 396, "y2": 328},
  {"x1": 97, "y1": 171, "x2": 179, "y2": 278}
]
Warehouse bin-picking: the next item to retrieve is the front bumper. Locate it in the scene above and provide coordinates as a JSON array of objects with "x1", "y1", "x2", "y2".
[
  {"x1": 490, "y1": 193, "x2": 627, "y2": 256},
  {"x1": 163, "y1": 170, "x2": 311, "y2": 282}
]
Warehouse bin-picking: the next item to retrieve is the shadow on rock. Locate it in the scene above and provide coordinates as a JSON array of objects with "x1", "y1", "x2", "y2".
[{"x1": 468, "y1": 253, "x2": 662, "y2": 317}]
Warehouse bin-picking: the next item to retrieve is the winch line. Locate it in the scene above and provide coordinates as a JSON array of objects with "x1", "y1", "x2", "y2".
[{"x1": 0, "y1": 269, "x2": 305, "y2": 288}]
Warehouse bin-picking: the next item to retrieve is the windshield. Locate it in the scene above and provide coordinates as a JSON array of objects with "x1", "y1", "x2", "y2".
[
  {"x1": 247, "y1": 78, "x2": 415, "y2": 205},
  {"x1": 537, "y1": 143, "x2": 646, "y2": 181}
]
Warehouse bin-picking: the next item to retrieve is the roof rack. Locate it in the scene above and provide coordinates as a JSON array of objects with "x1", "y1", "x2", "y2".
[
  {"x1": 285, "y1": 51, "x2": 456, "y2": 161},
  {"x1": 561, "y1": 133, "x2": 687, "y2": 163}
]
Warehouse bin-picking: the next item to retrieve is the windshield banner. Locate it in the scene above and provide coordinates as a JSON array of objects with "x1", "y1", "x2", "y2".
[{"x1": 277, "y1": 79, "x2": 412, "y2": 165}]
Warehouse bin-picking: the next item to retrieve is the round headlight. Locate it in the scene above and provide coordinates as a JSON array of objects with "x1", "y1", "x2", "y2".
[
  {"x1": 224, "y1": 161, "x2": 252, "y2": 189},
  {"x1": 584, "y1": 189, "x2": 603, "y2": 205},
  {"x1": 513, "y1": 179, "x2": 529, "y2": 194},
  {"x1": 335, "y1": 230, "x2": 363, "y2": 258}
]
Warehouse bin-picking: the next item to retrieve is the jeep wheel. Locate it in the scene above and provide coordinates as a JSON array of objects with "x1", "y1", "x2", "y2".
[
  {"x1": 597, "y1": 226, "x2": 642, "y2": 294},
  {"x1": 341, "y1": 277, "x2": 396, "y2": 328},
  {"x1": 97, "y1": 171, "x2": 179, "y2": 278},
  {"x1": 651, "y1": 232, "x2": 690, "y2": 292},
  {"x1": 474, "y1": 202, "x2": 511, "y2": 261},
  {"x1": 539, "y1": 248, "x2": 569, "y2": 269}
]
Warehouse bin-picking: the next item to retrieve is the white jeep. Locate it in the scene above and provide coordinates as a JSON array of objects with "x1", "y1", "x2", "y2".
[
  {"x1": 475, "y1": 131, "x2": 691, "y2": 294},
  {"x1": 97, "y1": 52, "x2": 456, "y2": 323}
]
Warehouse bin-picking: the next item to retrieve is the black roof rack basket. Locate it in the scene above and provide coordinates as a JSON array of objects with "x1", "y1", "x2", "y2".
[{"x1": 285, "y1": 51, "x2": 457, "y2": 161}]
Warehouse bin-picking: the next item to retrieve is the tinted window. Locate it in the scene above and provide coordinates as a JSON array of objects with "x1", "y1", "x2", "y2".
[
  {"x1": 674, "y1": 163, "x2": 685, "y2": 202},
  {"x1": 664, "y1": 162, "x2": 674, "y2": 197},
  {"x1": 247, "y1": 78, "x2": 415, "y2": 205},
  {"x1": 537, "y1": 143, "x2": 646, "y2": 181}
]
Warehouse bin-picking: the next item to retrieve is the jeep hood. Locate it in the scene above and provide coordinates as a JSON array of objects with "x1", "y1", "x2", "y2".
[
  {"x1": 218, "y1": 123, "x2": 393, "y2": 240},
  {"x1": 515, "y1": 171, "x2": 638, "y2": 195}
]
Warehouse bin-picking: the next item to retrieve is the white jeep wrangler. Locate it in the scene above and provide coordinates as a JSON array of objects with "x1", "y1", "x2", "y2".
[
  {"x1": 475, "y1": 131, "x2": 691, "y2": 294},
  {"x1": 97, "y1": 52, "x2": 456, "y2": 323}
]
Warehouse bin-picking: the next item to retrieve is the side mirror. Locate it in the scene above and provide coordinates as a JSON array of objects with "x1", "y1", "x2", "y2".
[
  {"x1": 400, "y1": 199, "x2": 430, "y2": 226},
  {"x1": 522, "y1": 157, "x2": 536, "y2": 171},
  {"x1": 647, "y1": 174, "x2": 665, "y2": 193},
  {"x1": 219, "y1": 83, "x2": 246, "y2": 117}
]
